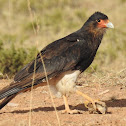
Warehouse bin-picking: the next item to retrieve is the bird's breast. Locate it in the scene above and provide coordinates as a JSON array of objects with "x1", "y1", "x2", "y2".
[{"x1": 50, "y1": 70, "x2": 81, "y2": 97}]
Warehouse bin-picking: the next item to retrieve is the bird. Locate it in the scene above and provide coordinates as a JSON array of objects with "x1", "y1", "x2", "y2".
[{"x1": 0, "y1": 12, "x2": 114, "y2": 114}]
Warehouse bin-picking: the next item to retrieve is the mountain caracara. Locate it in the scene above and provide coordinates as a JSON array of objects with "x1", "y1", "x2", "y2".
[{"x1": 0, "y1": 12, "x2": 114, "y2": 114}]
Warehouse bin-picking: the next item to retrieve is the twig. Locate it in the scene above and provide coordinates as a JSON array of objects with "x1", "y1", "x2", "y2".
[
  {"x1": 98, "y1": 89, "x2": 109, "y2": 96},
  {"x1": 26, "y1": 0, "x2": 61, "y2": 126}
]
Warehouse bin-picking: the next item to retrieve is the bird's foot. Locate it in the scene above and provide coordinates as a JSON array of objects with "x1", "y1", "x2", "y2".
[
  {"x1": 76, "y1": 90, "x2": 107, "y2": 114},
  {"x1": 84, "y1": 100, "x2": 107, "y2": 114},
  {"x1": 61, "y1": 109, "x2": 81, "y2": 114}
]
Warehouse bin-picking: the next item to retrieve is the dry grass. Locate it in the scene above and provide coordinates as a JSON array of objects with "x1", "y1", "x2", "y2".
[
  {"x1": 26, "y1": 0, "x2": 61, "y2": 126},
  {"x1": 0, "y1": 0, "x2": 126, "y2": 126},
  {"x1": 0, "y1": 0, "x2": 125, "y2": 74}
]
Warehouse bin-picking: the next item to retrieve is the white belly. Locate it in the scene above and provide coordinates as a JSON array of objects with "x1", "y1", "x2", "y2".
[{"x1": 50, "y1": 70, "x2": 81, "y2": 97}]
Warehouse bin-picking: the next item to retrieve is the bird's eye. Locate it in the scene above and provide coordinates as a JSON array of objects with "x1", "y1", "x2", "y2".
[{"x1": 97, "y1": 19, "x2": 101, "y2": 22}]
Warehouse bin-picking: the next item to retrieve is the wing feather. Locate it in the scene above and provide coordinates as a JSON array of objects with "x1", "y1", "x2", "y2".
[{"x1": 14, "y1": 33, "x2": 91, "y2": 82}]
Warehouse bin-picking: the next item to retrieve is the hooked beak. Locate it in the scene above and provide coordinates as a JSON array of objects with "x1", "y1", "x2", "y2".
[
  {"x1": 106, "y1": 22, "x2": 114, "y2": 28},
  {"x1": 97, "y1": 19, "x2": 114, "y2": 29}
]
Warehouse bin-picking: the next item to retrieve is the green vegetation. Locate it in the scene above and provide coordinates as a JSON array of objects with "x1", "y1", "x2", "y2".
[
  {"x1": 0, "y1": 41, "x2": 37, "y2": 78},
  {"x1": 0, "y1": 0, "x2": 125, "y2": 77}
]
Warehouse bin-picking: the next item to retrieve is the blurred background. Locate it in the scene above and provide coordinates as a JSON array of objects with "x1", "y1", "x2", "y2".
[{"x1": 0, "y1": 0, "x2": 125, "y2": 79}]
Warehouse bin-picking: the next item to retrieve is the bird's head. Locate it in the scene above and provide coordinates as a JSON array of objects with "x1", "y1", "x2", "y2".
[{"x1": 82, "y1": 12, "x2": 114, "y2": 35}]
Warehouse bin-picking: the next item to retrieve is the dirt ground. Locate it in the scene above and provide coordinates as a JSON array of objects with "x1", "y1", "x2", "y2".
[{"x1": 0, "y1": 73, "x2": 126, "y2": 126}]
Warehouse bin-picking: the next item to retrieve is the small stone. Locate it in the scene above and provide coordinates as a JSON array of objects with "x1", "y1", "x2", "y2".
[{"x1": 7, "y1": 102, "x2": 18, "y2": 107}]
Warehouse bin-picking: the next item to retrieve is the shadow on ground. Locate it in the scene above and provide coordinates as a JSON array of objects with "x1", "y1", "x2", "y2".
[
  {"x1": 105, "y1": 99, "x2": 126, "y2": 107},
  {"x1": 9, "y1": 104, "x2": 87, "y2": 114},
  {"x1": 0, "y1": 99, "x2": 126, "y2": 114}
]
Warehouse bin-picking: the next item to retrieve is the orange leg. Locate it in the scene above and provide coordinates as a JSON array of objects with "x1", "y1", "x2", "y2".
[
  {"x1": 62, "y1": 95, "x2": 80, "y2": 114},
  {"x1": 76, "y1": 90, "x2": 107, "y2": 114},
  {"x1": 76, "y1": 90, "x2": 97, "y2": 110}
]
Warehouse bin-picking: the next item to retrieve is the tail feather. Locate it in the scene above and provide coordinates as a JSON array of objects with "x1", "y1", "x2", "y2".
[
  {"x1": 0, "y1": 79, "x2": 43, "y2": 110},
  {"x1": 0, "y1": 94, "x2": 17, "y2": 110},
  {"x1": 0, "y1": 79, "x2": 32, "y2": 100},
  {"x1": 0, "y1": 80, "x2": 30, "y2": 110},
  {"x1": 0, "y1": 87, "x2": 21, "y2": 100}
]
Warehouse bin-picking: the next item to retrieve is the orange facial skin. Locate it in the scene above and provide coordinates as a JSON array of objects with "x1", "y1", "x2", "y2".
[{"x1": 97, "y1": 19, "x2": 109, "y2": 28}]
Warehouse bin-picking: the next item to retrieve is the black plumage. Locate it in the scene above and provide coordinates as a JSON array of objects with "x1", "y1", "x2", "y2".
[{"x1": 0, "y1": 12, "x2": 114, "y2": 112}]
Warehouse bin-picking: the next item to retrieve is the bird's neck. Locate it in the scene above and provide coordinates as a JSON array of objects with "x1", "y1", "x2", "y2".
[
  {"x1": 80, "y1": 27, "x2": 105, "y2": 50},
  {"x1": 89, "y1": 32, "x2": 104, "y2": 50}
]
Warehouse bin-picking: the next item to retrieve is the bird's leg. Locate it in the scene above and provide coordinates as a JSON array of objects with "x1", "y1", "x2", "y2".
[
  {"x1": 62, "y1": 95, "x2": 80, "y2": 114},
  {"x1": 76, "y1": 90, "x2": 107, "y2": 114},
  {"x1": 76, "y1": 90, "x2": 97, "y2": 110}
]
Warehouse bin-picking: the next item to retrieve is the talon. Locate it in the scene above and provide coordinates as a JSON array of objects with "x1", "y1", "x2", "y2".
[
  {"x1": 84, "y1": 100, "x2": 89, "y2": 108},
  {"x1": 85, "y1": 100, "x2": 107, "y2": 114},
  {"x1": 62, "y1": 95, "x2": 81, "y2": 114},
  {"x1": 76, "y1": 90, "x2": 107, "y2": 114}
]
